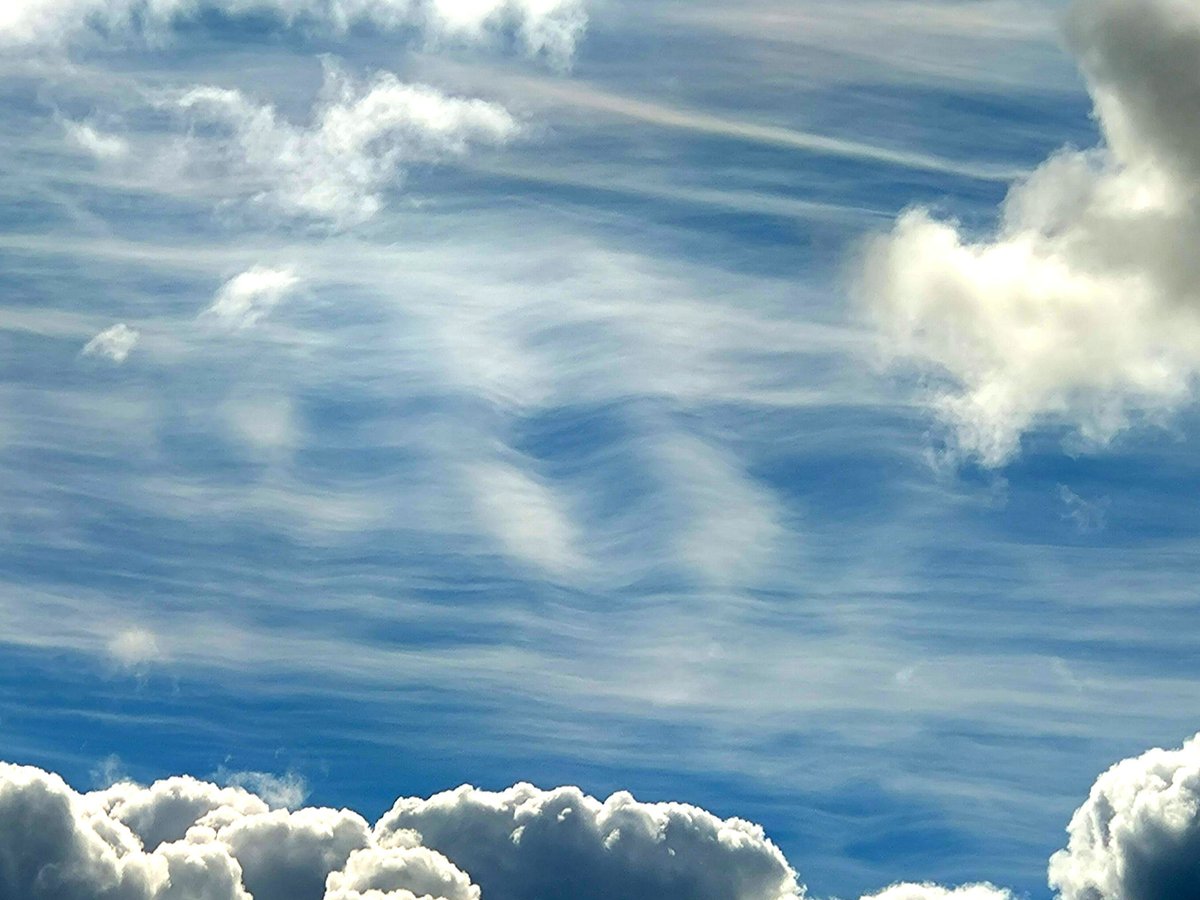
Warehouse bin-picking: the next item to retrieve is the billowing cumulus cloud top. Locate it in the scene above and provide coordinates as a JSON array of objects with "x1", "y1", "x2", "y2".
[
  {"x1": 1050, "y1": 734, "x2": 1200, "y2": 900},
  {"x1": 0, "y1": 0, "x2": 586, "y2": 64},
  {"x1": 12, "y1": 735, "x2": 1200, "y2": 900},
  {"x1": 0, "y1": 765, "x2": 803, "y2": 900},
  {"x1": 861, "y1": 0, "x2": 1200, "y2": 465}
]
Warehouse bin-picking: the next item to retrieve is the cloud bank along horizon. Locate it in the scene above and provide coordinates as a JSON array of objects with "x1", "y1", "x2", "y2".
[
  {"x1": 5, "y1": 733, "x2": 1200, "y2": 900},
  {"x1": 862, "y1": 0, "x2": 1200, "y2": 466}
]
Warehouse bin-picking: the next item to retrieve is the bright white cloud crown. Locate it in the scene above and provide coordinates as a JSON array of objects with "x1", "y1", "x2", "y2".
[{"x1": 862, "y1": 0, "x2": 1200, "y2": 465}]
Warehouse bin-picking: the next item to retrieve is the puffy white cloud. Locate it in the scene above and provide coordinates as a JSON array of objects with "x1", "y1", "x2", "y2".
[
  {"x1": 217, "y1": 807, "x2": 372, "y2": 900},
  {"x1": 862, "y1": 885, "x2": 1014, "y2": 900},
  {"x1": 176, "y1": 65, "x2": 519, "y2": 226},
  {"x1": 204, "y1": 267, "x2": 299, "y2": 328},
  {"x1": 375, "y1": 783, "x2": 804, "y2": 900},
  {"x1": 15, "y1": 738, "x2": 1200, "y2": 900},
  {"x1": 0, "y1": 0, "x2": 586, "y2": 64},
  {"x1": 94, "y1": 776, "x2": 270, "y2": 851},
  {"x1": 1049, "y1": 734, "x2": 1200, "y2": 900},
  {"x1": 0, "y1": 764, "x2": 804, "y2": 900},
  {"x1": 860, "y1": 0, "x2": 1200, "y2": 465},
  {"x1": 324, "y1": 847, "x2": 479, "y2": 900},
  {"x1": 83, "y1": 323, "x2": 139, "y2": 363}
]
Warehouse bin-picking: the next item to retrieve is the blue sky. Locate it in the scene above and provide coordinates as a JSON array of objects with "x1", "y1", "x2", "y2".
[{"x1": 5, "y1": 1, "x2": 1200, "y2": 899}]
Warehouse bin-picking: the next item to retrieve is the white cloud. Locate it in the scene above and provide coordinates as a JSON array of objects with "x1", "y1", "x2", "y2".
[
  {"x1": 1048, "y1": 734, "x2": 1200, "y2": 900},
  {"x1": 82, "y1": 322, "x2": 139, "y2": 362},
  {"x1": 205, "y1": 267, "x2": 299, "y2": 328},
  {"x1": 1058, "y1": 485, "x2": 1109, "y2": 533},
  {"x1": 218, "y1": 770, "x2": 308, "y2": 810},
  {"x1": 652, "y1": 432, "x2": 782, "y2": 587},
  {"x1": 0, "y1": 0, "x2": 586, "y2": 64},
  {"x1": 0, "y1": 764, "x2": 802, "y2": 900},
  {"x1": 11, "y1": 737, "x2": 1200, "y2": 900},
  {"x1": 224, "y1": 395, "x2": 298, "y2": 454},
  {"x1": 107, "y1": 628, "x2": 163, "y2": 669},
  {"x1": 325, "y1": 847, "x2": 481, "y2": 900},
  {"x1": 175, "y1": 64, "x2": 520, "y2": 227},
  {"x1": 467, "y1": 460, "x2": 586, "y2": 578},
  {"x1": 376, "y1": 783, "x2": 805, "y2": 900},
  {"x1": 860, "y1": 0, "x2": 1200, "y2": 465},
  {"x1": 64, "y1": 119, "x2": 129, "y2": 160},
  {"x1": 862, "y1": 885, "x2": 1014, "y2": 900}
]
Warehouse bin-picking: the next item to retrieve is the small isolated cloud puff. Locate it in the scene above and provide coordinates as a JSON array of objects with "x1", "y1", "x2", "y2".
[
  {"x1": 107, "y1": 628, "x2": 162, "y2": 669},
  {"x1": 82, "y1": 322, "x2": 139, "y2": 362},
  {"x1": 64, "y1": 119, "x2": 129, "y2": 160},
  {"x1": 175, "y1": 64, "x2": 520, "y2": 226},
  {"x1": 0, "y1": 766, "x2": 803, "y2": 900},
  {"x1": 0, "y1": 0, "x2": 586, "y2": 65},
  {"x1": 205, "y1": 267, "x2": 299, "y2": 328},
  {"x1": 1049, "y1": 734, "x2": 1200, "y2": 900},
  {"x1": 1058, "y1": 484, "x2": 1109, "y2": 533},
  {"x1": 860, "y1": 0, "x2": 1200, "y2": 465}
]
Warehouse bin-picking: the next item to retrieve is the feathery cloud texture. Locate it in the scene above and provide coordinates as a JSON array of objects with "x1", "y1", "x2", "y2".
[
  {"x1": 0, "y1": 0, "x2": 586, "y2": 63},
  {"x1": 205, "y1": 267, "x2": 300, "y2": 328},
  {"x1": 82, "y1": 323, "x2": 140, "y2": 362},
  {"x1": 862, "y1": 0, "x2": 1200, "y2": 464},
  {"x1": 175, "y1": 66, "x2": 520, "y2": 226}
]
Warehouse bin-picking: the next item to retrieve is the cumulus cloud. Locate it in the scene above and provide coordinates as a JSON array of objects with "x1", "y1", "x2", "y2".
[
  {"x1": 0, "y1": 765, "x2": 803, "y2": 900},
  {"x1": 862, "y1": 885, "x2": 1014, "y2": 900},
  {"x1": 860, "y1": 0, "x2": 1200, "y2": 465},
  {"x1": 375, "y1": 783, "x2": 804, "y2": 900},
  {"x1": 204, "y1": 267, "x2": 299, "y2": 328},
  {"x1": 82, "y1": 323, "x2": 139, "y2": 362},
  {"x1": 175, "y1": 65, "x2": 520, "y2": 226},
  {"x1": 1049, "y1": 734, "x2": 1200, "y2": 900},
  {"x1": 14, "y1": 736, "x2": 1200, "y2": 900},
  {"x1": 0, "y1": 0, "x2": 586, "y2": 64}
]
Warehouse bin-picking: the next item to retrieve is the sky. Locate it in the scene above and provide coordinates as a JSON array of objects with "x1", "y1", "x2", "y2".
[{"x1": 5, "y1": 0, "x2": 1200, "y2": 898}]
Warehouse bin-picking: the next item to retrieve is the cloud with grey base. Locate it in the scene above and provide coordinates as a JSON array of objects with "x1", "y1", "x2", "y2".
[
  {"x1": 0, "y1": 766, "x2": 803, "y2": 900},
  {"x1": 1050, "y1": 733, "x2": 1200, "y2": 900},
  {"x1": 861, "y1": 0, "x2": 1200, "y2": 465},
  {"x1": 10, "y1": 734, "x2": 1200, "y2": 899}
]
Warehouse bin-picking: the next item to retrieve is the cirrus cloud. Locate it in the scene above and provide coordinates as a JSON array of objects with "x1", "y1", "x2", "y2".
[
  {"x1": 0, "y1": 0, "x2": 586, "y2": 65},
  {"x1": 83, "y1": 323, "x2": 140, "y2": 363},
  {"x1": 174, "y1": 64, "x2": 520, "y2": 227}
]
